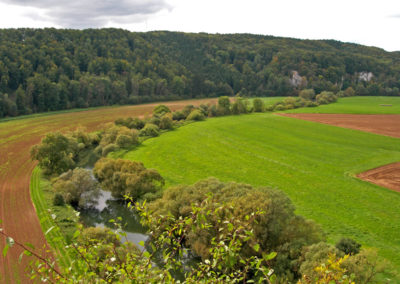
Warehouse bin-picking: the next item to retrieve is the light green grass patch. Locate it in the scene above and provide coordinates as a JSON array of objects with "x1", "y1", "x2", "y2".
[
  {"x1": 120, "y1": 113, "x2": 400, "y2": 270},
  {"x1": 30, "y1": 167, "x2": 77, "y2": 269},
  {"x1": 285, "y1": 96, "x2": 400, "y2": 114}
]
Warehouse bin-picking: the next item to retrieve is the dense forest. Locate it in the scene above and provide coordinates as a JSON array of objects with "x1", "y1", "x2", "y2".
[{"x1": 0, "y1": 28, "x2": 399, "y2": 118}]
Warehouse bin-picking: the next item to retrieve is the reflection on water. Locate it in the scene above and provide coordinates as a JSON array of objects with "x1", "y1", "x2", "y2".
[{"x1": 79, "y1": 189, "x2": 148, "y2": 248}]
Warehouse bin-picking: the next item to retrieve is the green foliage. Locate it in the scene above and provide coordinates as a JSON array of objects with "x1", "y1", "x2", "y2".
[
  {"x1": 218, "y1": 96, "x2": 231, "y2": 115},
  {"x1": 30, "y1": 132, "x2": 77, "y2": 175},
  {"x1": 115, "y1": 117, "x2": 145, "y2": 129},
  {"x1": 101, "y1": 143, "x2": 119, "y2": 156},
  {"x1": 153, "y1": 104, "x2": 171, "y2": 116},
  {"x1": 299, "y1": 89, "x2": 316, "y2": 100},
  {"x1": 315, "y1": 91, "x2": 338, "y2": 105},
  {"x1": 93, "y1": 158, "x2": 164, "y2": 200},
  {"x1": 0, "y1": 29, "x2": 399, "y2": 119},
  {"x1": 336, "y1": 238, "x2": 361, "y2": 255},
  {"x1": 159, "y1": 114, "x2": 174, "y2": 129},
  {"x1": 253, "y1": 98, "x2": 265, "y2": 112},
  {"x1": 52, "y1": 168, "x2": 100, "y2": 208},
  {"x1": 186, "y1": 109, "x2": 205, "y2": 121},
  {"x1": 139, "y1": 123, "x2": 160, "y2": 137},
  {"x1": 150, "y1": 178, "x2": 324, "y2": 278},
  {"x1": 172, "y1": 110, "x2": 185, "y2": 120},
  {"x1": 52, "y1": 193, "x2": 65, "y2": 206}
]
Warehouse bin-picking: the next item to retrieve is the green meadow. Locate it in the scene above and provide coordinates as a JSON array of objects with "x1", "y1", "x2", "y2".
[
  {"x1": 285, "y1": 96, "x2": 400, "y2": 114},
  {"x1": 120, "y1": 111, "x2": 400, "y2": 268}
]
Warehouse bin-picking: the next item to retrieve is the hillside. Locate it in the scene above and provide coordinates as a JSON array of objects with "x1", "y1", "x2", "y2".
[{"x1": 0, "y1": 28, "x2": 400, "y2": 118}]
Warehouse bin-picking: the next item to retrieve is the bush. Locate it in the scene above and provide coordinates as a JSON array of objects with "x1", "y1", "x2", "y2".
[
  {"x1": 182, "y1": 105, "x2": 195, "y2": 118},
  {"x1": 139, "y1": 123, "x2": 160, "y2": 137},
  {"x1": 299, "y1": 89, "x2": 316, "y2": 100},
  {"x1": 93, "y1": 158, "x2": 164, "y2": 200},
  {"x1": 153, "y1": 104, "x2": 171, "y2": 116},
  {"x1": 186, "y1": 109, "x2": 205, "y2": 121},
  {"x1": 218, "y1": 96, "x2": 231, "y2": 115},
  {"x1": 336, "y1": 238, "x2": 361, "y2": 255},
  {"x1": 53, "y1": 193, "x2": 65, "y2": 206},
  {"x1": 253, "y1": 98, "x2": 264, "y2": 112},
  {"x1": 172, "y1": 111, "x2": 185, "y2": 120},
  {"x1": 150, "y1": 178, "x2": 324, "y2": 277},
  {"x1": 159, "y1": 115, "x2": 174, "y2": 130},
  {"x1": 102, "y1": 143, "x2": 119, "y2": 156},
  {"x1": 116, "y1": 134, "x2": 134, "y2": 148},
  {"x1": 53, "y1": 168, "x2": 100, "y2": 208}
]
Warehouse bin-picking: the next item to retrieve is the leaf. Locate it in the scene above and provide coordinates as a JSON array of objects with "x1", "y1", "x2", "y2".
[
  {"x1": 253, "y1": 244, "x2": 260, "y2": 252},
  {"x1": 45, "y1": 226, "x2": 55, "y2": 235},
  {"x1": 263, "y1": 251, "x2": 277, "y2": 261},
  {"x1": 139, "y1": 241, "x2": 145, "y2": 247},
  {"x1": 2, "y1": 244, "x2": 9, "y2": 257},
  {"x1": 73, "y1": 230, "x2": 80, "y2": 239},
  {"x1": 24, "y1": 242, "x2": 35, "y2": 250},
  {"x1": 19, "y1": 252, "x2": 24, "y2": 263}
]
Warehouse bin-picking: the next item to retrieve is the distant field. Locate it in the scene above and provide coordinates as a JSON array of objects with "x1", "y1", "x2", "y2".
[
  {"x1": 285, "y1": 96, "x2": 400, "y2": 114},
  {"x1": 121, "y1": 113, "x2": 400, "y2": 269}
]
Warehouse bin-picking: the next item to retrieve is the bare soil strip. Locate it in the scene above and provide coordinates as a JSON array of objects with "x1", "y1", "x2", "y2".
[
  {"x1": 280, "y1": 113, "x2": 400, "y2": 138},
  {"x1": 280, "y1": 113, "x2": 400, "y2": 192},
  {"x1": 357, "y1": 162, "x2": 400, "y2": 192},
  {"x1": 0, "y1": 98, "x2": 217, "y2": 283}
]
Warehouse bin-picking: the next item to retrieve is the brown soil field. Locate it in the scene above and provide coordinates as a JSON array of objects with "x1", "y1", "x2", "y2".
[
  {"x1": 279, "y1": 113, "x2": 400, "y2": 138},
  {"x1": 357, "y1": 162, "x2": 400, "y2": 192},
  {"x1": 280, "y1": 113, "x2": 400, "y2": 192},
  {"x1": 0, "y1": 98, "x2": 218, "y2": 283}
]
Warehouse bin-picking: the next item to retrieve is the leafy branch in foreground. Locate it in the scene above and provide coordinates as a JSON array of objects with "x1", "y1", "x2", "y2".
[{"x1": 1, "y1": 195, "x2": 276, "y2": 283}]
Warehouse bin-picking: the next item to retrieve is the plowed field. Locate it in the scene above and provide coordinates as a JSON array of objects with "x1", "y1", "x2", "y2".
[
  {"x1": 280, "y1": 113, "x2": 400, "y2": 192},
  {"x1": 0, "y1": 98, "x2": 217, "y2": 283}
]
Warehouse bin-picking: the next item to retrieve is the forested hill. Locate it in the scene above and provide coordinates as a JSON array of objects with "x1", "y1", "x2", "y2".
[{"x1": 0, "y1": 28, "x2": 399, "y2": 118}]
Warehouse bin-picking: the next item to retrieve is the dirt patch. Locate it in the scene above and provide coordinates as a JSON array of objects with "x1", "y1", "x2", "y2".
[
  {"x1": 279, "y1": 113, "x2": 400, "y2": 193},
  {"x1": 357, "y1": 162, "x2": 400, "y2": 192},
  {"x1": 0, "y1": 98, "x2": 218, "y2": 282},
  {"x1": 279, "y1": 113, "x2": 400, "y2": 138}
]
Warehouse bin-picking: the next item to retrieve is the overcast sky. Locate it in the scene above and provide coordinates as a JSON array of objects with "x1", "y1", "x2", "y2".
[{"x1": 0, "y1": 0, "x2": 399, "y2": 51}]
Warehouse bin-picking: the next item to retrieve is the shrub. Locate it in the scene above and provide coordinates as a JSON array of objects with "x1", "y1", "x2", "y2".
[
  {"x1": 93, "y1": 158, "x2": 164, "y2": 200},
  {"x1": 253, "y1": 98, "x2": 264, "y2": 112},
  {"x1": 53, "y1": 193, "x2": 65, "y2": 206},
  {"x1": 159, "y1": 115, "x2": 174, "y2": 130},
  {"x1": 218, "y1": 96, "x2": 231, "y2": 115},
  {"x1": 336, "y1": 238, "x2": 361, "y2": 255},
  {"x1": 116, "y1": 134, "x2": 134, "y2": 148},
  {"x1": 172, "y1": 111, "x2": 185, "y2": 120},
  {"x1": 299, "y1": 89, "x2": 316, "y2": 100},
  {"x1": 53, "y1": 168, "x2": 100, "y2": 208},
  {"x1": 182, "y1": 105, "x2": 195, "y2": 118},
  {"x1": 139, "y1": 123, "x2": 160, "y2": 137},
  {"x1": 153, "y1": 104, "x2": 171, "y2": 116},
  {"x1": 102, "y1": 143, "x2": 119, "y2": 156},
  {"x1": 186, "y1": 109, "x2": 205, "y2": 121},
  {"x1": 149, "y1": 117, "x2": 160, "y2": 127}
]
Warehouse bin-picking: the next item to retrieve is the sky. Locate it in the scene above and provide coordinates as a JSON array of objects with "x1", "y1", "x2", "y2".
[{"x1": 0, "y1": 0, "x2": 399, "y2": 51}]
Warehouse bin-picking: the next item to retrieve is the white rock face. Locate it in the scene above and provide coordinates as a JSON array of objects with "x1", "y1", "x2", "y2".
[
  {"x1": 289, "y1": 71, "x2": 303, "y2": 87},
  {"x1": 358, "y1": 72, "x2": 374, "y2": 82}
]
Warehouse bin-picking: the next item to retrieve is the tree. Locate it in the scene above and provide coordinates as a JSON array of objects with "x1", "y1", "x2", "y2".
[
  {"x1": 217, "y1": 96, "x2": 231, "y2": 115},
  {"x1": 186, "y1": 109, "x2": 205, "y2": 121},
  {"x1": 253, "y1": 98, "x2": 265, "y2": 112},
  {"x1": 139, "y1": 123, "x2": 160, "y2": 137},
  {"x1": 53, "y1": 168, "x2": 100, "y2": 208},
  {"x1": 153, "y1": 104, "x2": 171, "y2": 116},
  {"x1": 30, "y1": 132, "x2": 77, "y2": 175},
  {"x1": 93, "y1": 158, "x2": 164, "y2": 200}
]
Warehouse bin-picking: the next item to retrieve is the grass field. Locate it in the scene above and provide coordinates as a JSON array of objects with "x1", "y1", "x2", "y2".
[
  {"x1": 30, "y1": 168, "x2": 77, "y2": 269},
  {"x1": 285, "y1": 96, "x2": 400, "y2": 114},
  {"x1": 120, "y1": 112, "x2": 400, "y2": 269}
]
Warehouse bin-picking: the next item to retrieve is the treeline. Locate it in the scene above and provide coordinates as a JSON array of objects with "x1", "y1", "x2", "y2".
[{"x1": 0, "y1": 28, "x2": 399, "y2": 118}]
